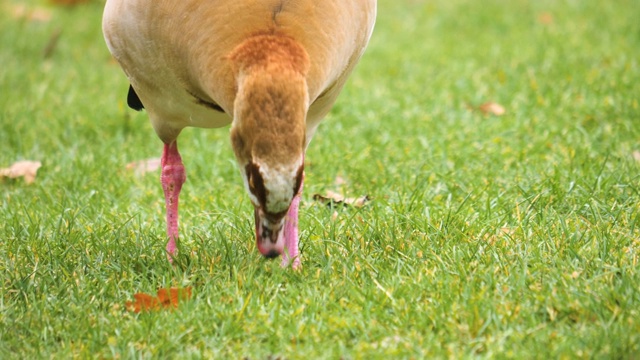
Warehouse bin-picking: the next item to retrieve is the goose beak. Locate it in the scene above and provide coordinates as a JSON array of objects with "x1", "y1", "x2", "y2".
[{"x1": 254, "y1": 207, "x2": 285, "y2": 258}]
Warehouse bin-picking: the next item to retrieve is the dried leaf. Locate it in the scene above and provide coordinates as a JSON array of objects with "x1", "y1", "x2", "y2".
[
  {"x1": 313, "y1": 190, "x2": 370, "y2": 208},
  {"x1": 10, "y1": 5, "x2": 52, "y2": 22},
  {"x1": 632, "y1": 151, "x2": 640, "y2": 162},
  {"x1": 478, "y1": 102, "x2": 506, "y2": 116},
  {"x1": 126, "y1": 293, "x2": 159, "y2": 313},
  {"x1": 126, "y1": 158, "x2": 161, "y2": 175},
  {"x1": 537, "y1": 12, "x2": 554, "y2": 25},
  {"x1": 0, "y1": 161, "x2": 42, "y2": 184},
  {"x1": 335, "y1": 175, "x2": 347, "y2": 186},
  {"x1": 125, "y1": 287, "x2": 192, "y2": 313}
]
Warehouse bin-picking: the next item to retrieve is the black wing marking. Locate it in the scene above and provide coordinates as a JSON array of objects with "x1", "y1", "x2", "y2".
[
  {"x1": 127, "y1": 85, "x2": 144, "y2": 111},
  {"x1": 194, "y1": 97, "x2": 224, "y2": 113},
  {"x1": 187, "y1": 90, "x2": 224, "y2": 113}
]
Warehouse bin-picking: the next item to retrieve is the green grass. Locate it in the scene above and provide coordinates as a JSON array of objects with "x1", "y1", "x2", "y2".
[{"x1": 1, "y1": 0, "x2": 639, "y2": 358}]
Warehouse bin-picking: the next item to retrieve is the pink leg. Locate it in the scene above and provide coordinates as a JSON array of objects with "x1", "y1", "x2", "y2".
[
  {"x1": 282, "y1": 176, "x2": 303, "y2": 269},
  {"x1": 161, "y1": 141, "x2": 186, "y2": 261}
]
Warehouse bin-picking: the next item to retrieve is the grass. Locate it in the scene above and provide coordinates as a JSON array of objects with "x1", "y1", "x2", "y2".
[{"x1": 1, "y1": 0, "x2": 639, "y2": 358}]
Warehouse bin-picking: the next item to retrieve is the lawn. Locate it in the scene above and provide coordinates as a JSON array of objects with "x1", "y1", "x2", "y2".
[{"x1": 1, "y1": 0, "x2": 639, "y2": 358}]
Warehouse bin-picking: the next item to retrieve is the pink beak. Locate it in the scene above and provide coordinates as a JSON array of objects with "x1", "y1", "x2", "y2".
[{"x1": 254, "y1": 207, "x2": 285, "y2": 258}]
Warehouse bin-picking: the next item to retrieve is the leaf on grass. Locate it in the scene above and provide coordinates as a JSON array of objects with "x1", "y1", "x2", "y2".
[
  {"x1": 335, "y1": 175, "x2": 347, "y2": 186},
  {"x1": 0, "y1": 161, "x2": 42, "y2": 184},
  {"x1": 632, "y1": 151, "x2": 640, "y2": 162},
  {"x1": 478, "y1": 102, "x2": 506, "y2": 116},
  {"x1": 537, "y1": 12, "x2": 554, "y2": 25},
  {"x1": 10, "y1": 5, "x2": 52, "y2": 22},
  {"x1": 125, "y1": 287, "x2": 192, "y2": 313},
  {"x1": 126, "y1": 158, "x2": 161, "y2": 175},
  {"x1": 313, "y1": 190, "x2": 370, "y2": 208}
]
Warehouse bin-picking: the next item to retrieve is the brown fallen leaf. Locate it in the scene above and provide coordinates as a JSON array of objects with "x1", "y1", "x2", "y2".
[
  {"x1": 478, "y1": 102, "x2": 506, "y2": 116},
  {"x1": 126, "y1": 293, "x2": 159, "y2": 313},
  {"x1": 335, "y1": 175, "x2": 347, "y2": 186},
  {"x1": 632, "y1": 151, "x2": 640, "y2": 162},
  {"x1": 10, "y1": 5, "x2": 52, "y2": 22},
  {"x1": 126, "y1": 158, "x2": 161, "y2": 175},
  {"x1": 125, "y1": 287, "x2": 192, "y2": 313},
  {"x1": 313, "y1": 190, "x2": 370, "y2": 208},
  {"x1": 537, "y1": 12, "x2": 554, "y2": 25},
  {"x1": 0, "y1": 161, "x2": 42, "y2": 184}
]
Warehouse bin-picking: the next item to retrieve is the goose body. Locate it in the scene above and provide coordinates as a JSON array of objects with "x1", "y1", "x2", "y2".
[{"x1": 103, "y1": 0, "x2": 376, "y2": 268}]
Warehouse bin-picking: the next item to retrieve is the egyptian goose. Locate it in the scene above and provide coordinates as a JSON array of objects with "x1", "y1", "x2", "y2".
[{"x1": 102, "y1": 0, "x2": 376, "y2": 268}]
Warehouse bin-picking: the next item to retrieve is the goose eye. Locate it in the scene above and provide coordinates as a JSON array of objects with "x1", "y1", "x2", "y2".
[
  {"x1": 246, "y1": 167, "x2": 256, "y2": 192},
  {"x1": 248, "y1": 172, "x2": 255, "y2": 191},
  {"x1": 245, "y1": 163, "x2": 266, "y2": 206}
]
